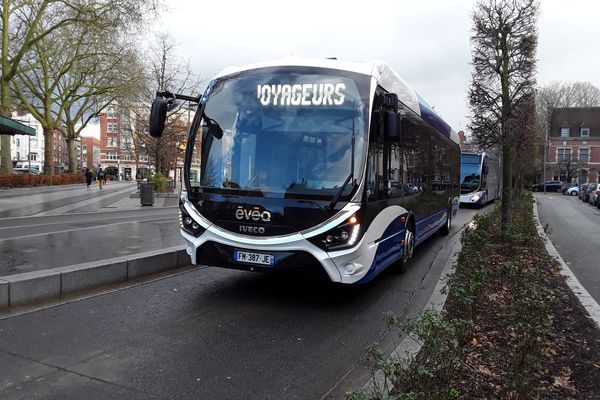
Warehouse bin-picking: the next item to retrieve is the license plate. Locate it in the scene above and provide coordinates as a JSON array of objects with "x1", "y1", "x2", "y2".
[{"x1": 233, "y1": 250, "x2": 274, "y2": 266}]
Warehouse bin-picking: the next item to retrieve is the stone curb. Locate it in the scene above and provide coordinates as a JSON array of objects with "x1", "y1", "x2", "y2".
[{"x1": 0, "y1": 246, "x2": 189, "y2": 309}]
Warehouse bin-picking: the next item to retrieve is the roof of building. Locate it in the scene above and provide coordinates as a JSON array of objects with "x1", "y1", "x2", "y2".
[
  {"x1": 550, "y1": 107, "x2": 600, "y2": 138},
  {"x1": 0, "y1": 115, "x2": 36, "y2": 136}
]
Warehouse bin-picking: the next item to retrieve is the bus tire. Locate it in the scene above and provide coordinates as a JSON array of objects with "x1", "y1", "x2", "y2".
[
  {"x1": 396, "y1": 224, "x2": 415, "y2": 273},
  {"x1": 439, "y1": 206, "x2": 452, "y2": 236}
]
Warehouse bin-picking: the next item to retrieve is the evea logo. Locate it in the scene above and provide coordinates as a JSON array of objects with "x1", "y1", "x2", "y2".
[{"x1": 235, "y1": 206, "x2": 271, "y2": 222}]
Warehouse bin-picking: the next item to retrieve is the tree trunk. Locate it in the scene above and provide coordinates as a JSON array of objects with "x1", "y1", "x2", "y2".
[
  {"x1": 500, "y1": 29, "x2": 512, "y2": 236},
  {"x1": 501, "y1": 144, "x2": 512, "y2": 235},
  {"x1": 66, "y1": 139, "x2": 78, "y2": 173},
  {"x1": 0, "y1": 77, "x2": 12, "y2": 174},
  {"x1": 0, "y1": 4, "x2": 12, "y2": 175},
  {"x1": 43, "y1": 127, "x2": 54, "y2": 178}
]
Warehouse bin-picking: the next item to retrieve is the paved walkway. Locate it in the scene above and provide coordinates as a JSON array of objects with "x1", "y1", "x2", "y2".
[{"x1": 0, "y1": 182, "x2": 178, "y2": 217}]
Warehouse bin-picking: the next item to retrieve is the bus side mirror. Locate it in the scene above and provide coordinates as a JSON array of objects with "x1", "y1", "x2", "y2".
[
  {"x1": 149, "y1": 96, "x2": 169, "y2": 138},
  {"x1": 384, "y1": 111, "x2": 401, "y2": 141}
]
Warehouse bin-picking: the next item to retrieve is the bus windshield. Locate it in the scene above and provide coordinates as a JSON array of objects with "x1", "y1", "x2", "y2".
[
  {"x1": 460, "y1": 153, "x2": 482, "y2": 194},
  {"x1": 189, "y1": 68, "x2": 369, "y2": 199}
]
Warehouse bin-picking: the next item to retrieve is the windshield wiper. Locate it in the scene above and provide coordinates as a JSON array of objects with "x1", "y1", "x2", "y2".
[
  {"x1": 328, "y1": 104, "x2": 356, "y2": 211},
  {"x1": 328, "y1": 173, "x2": 353, "y2": 211}
]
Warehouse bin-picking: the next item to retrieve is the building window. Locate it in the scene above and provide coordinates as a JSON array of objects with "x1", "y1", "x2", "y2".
[
  {"x1": 107, "y1": 108, "x2": 117, "y2": 119},
  {"x1": 557, "y1": 148, "x2": 572, "y2": 162},
  {"x1": 107, "y1": 137, "x2": 117, "y2": 147},
  {"x1": 29, "y1": 153, "x2": 37, "y2": 161},
  {"x1": 123, "y1": 153, "x2": 132, "y2": 161},
  {"x1": 107, "y1": 123, "x2": 118, "y2": 133},
  {"x1": 106, "y1": 152, "x2": 118, "y2": 160},
  {"x1": 560, "y1": 127, "x2": 570, "y2": 138},
  {"x1": 579, "y1": 148, "x2": 589, "y2": 163},
  {"x1": 139, "y1": 154, "x2": 148, "y2": 162},
  {"x1": 16, "y1": 138, "x2": 20, "y2": 146},
  {"x1": 580, "y1": 127, "x2": 590, "y2": 137}
]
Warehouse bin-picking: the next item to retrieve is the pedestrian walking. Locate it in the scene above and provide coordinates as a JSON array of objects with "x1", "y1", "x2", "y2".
[
  {"x1": 85, "y1": 168, "x2": 93, "y2": 189},
  {"x1": 97, "y1": 168, "x2": 105, "y2": 189}
]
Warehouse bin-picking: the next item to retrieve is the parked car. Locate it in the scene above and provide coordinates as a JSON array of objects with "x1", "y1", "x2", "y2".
[
  {"x1": 560, "y1": 182, "x2": 578, "y2": 194},
  {"x1": 589, "y1": 184, "x2": 600, "y2": 206},
  {"x1": 579, "y1": 183, "x2": 589, "y2": 200},
  {"x1": 12, "y1": 167, "x2": 41, "y2": 175},
  {"x1": 565, "y1": 186, "x2": 579, "y2": 196},
  {"x1": 531, "y1": 180, "x2": 563, "y2": 192},
  {"x1": 584, "y1": 183, "x2": 598, "y2": 204}
]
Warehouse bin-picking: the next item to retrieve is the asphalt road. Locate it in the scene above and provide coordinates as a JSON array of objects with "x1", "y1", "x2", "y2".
[
  {"x1": 535, "y1": 193, "x2": 600, "y2": 302},
  {"x1": 0, "y1": 205, "x2": 488, "y2": 400}
]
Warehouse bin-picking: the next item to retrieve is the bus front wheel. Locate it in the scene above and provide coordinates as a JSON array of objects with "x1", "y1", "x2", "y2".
[{"x1": 396, "y1": 226, "x2": 415, "y2": 273}]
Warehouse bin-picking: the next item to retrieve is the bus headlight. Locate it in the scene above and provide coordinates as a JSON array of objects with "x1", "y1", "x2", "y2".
[
  {"x1": 179, "y1": 206, "x2": 205, "y2": 237},
  {"x1": 308, "y1": 214, "x2": 361, "y2": 251},
  {"x1": 470, "y1": 194, "x2": 481, "y2": 203}
]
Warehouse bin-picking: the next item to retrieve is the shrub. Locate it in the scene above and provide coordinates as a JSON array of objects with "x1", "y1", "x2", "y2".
[
  {"x1": 151, "y1": 172, "x2": 170, "y2": 192},
  {"x1": 0, "y1": 173, "x2": 84, "y2": 188}
]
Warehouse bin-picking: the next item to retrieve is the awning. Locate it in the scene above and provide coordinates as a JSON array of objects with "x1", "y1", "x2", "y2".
[{"x1": 0, "y1": 115, "x2": 36, "y2": 136}]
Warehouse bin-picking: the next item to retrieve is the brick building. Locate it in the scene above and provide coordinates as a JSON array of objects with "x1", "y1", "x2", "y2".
[
  {"x1": 98, "y1": 107, "x2": 149, "y2": 180},
  {"x1": 81, "y1": 136, "x2": 100, "y2": 170},
  {"x1": 547, "y1": 107, "x2": 600, "y2": 183}
]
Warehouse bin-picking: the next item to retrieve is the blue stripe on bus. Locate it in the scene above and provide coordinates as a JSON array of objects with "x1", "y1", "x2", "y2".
[
  {"x1": 417, "y1": 93, "x2": 452, "y2": 137},
  {"x1": 415, "y1": 208, "x2": 446, "y2": 245},
  {"x1": 355, "y1": 207, "x2": 447, "y2": 284},
  {"x1": 356, "y1": 213, "x2": 407, "y2": 284}
]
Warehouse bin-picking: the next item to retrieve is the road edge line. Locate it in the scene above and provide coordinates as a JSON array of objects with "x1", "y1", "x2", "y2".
[{"x1": 532, "y1": 198, "x2": 600, "y2": 328}]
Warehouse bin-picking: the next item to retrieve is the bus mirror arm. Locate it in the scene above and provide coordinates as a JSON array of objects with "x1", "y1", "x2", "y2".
[{"x1": 149, "y1": 91, "x2": 201, "y2": 138}]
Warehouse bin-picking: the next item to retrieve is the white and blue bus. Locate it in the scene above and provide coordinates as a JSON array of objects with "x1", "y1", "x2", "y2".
[
  {"x1": 149, "y1": 57, "x2": 460, "y2": 284},
  {"x1": 459, "y1": 152, "x2": 501, "y2": 206}
]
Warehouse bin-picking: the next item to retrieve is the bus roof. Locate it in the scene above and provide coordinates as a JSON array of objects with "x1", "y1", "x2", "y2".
[{"x1": 213, "y1": 57, "x2": 458, "y2": 142}]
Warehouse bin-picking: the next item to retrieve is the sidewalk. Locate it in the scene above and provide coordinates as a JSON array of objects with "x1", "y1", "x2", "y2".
[
  {"x1": 0, "y1": 180, "x2": 186, "y2": 309},
  {"x1": 0, "y1": 182, "x2": 179, "y2": 217}
]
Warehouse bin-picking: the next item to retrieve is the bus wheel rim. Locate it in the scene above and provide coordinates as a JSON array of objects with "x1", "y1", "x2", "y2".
[{"x1": 404, "y1": 230, "x2": 414, "y2": 261}]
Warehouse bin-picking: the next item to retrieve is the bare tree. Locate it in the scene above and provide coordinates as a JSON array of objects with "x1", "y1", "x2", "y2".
[
  {"x1": 555, "y1": 157, "x2": 581, "y2": 183},
  {"x1": 123, "y1": 33, "x2": 202, "y2": 176},
  {"x1": 468, "y1": 0, "x2": 538, "y2": 235},
  {"x1": 0, "y1": 0, "x2": 162, "y2": 174},
  {"x1": 513, "y1": 91, "x2": 537, "y2": 194},
  {"x1": 56, "y1": 26, "x2": 146, "y2": 173}
]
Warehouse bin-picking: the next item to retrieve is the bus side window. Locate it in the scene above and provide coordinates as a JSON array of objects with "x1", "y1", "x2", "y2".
[
  {"x1": 398, "y1": 108, "x2": 422, "y2": 195},
  {"x1": 366, "y1": 106, "x2": 386, "y2": 201},
  {"x1": 388, "y1": 143, "x2": 402, "y2": 198}
]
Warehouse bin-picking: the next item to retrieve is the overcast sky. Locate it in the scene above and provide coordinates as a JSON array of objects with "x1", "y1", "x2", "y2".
[{"x1": 153, "y1": 0, "x2": 599, "y2": 133}]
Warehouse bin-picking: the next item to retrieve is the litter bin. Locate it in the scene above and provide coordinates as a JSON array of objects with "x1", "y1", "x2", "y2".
[{"x1": 140, "y1": 182, "x2": 154, "y2": 206}]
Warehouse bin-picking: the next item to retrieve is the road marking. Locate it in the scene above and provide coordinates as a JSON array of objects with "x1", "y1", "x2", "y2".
[
  {"x1": 533, "y1": 199, "x2": 600, "y2": 328},
  {"x1": 31, "y1": 185, "x2": 135, "y2": 216},
  {"x1": 0, "y1": 206, "x2": 177, "y2": 226},
  {"x1": 0, "y1": 218, "x2": 175, "y2": 243}
]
